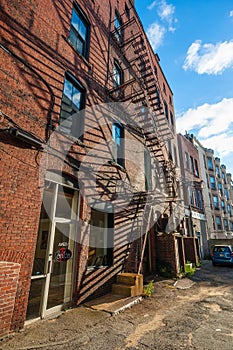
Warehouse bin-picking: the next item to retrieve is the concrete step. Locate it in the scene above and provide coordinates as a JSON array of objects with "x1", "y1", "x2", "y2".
[{"x1": 112, "y1": 283, "x2": 138, "y2": 297}]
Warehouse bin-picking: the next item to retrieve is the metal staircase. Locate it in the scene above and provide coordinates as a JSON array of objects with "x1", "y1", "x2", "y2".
[{"x1": 108, "y1": 6, "x2": 178, "y2": 274}]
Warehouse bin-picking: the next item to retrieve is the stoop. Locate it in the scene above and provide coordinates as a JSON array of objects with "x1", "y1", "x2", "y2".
[{"x1": 112, "y1": 272, "x2": 143, "y2": 297}]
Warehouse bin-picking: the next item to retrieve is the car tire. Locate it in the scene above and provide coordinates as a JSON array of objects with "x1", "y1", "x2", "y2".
[{"x1": 212, "y1": 261, "x2": 216, "y2": 266}]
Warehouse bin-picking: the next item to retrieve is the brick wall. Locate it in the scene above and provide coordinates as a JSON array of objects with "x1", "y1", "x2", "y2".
[{"x1": 0, "y1": 262, "x2": 20, "y2": 339}]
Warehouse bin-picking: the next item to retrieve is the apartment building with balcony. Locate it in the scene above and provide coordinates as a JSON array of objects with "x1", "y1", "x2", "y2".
[
  {"x1": 192, "y1": 138, "x2": 233, "y2": 252},
  {"x1": 177, "y1": 133, "x2": 206, "y2": 258}
]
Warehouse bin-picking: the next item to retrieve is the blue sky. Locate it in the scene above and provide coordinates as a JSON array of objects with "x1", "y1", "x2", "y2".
[{"x1": 136, "y1": 0, "x2": 233, "y2": 175}]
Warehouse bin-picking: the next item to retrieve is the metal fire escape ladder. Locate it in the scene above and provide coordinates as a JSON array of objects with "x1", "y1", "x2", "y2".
[{"x1": 109, "y1": 10, "x2": 178, "y2": 274}]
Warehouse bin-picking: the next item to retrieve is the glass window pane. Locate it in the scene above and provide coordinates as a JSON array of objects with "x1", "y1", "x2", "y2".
[{"x1": 55, "y1": 185, "x2": 74, "y2": 219}]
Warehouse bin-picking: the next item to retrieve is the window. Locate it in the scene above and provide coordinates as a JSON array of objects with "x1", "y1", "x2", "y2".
[
  {"x1": 60, "y1": 75, "x2": 85, "y2": 137},
  {"x1": 224, "y1": 219, "x2": 229, "y2": 231},
  {"x1": 198, "y1": 190, "x2": 203, "y2": 209},
  {"x1": 209, "y1": 194, "x2": 213, "y2": 209},
  {"x1": 112, "y1": 123, "x2": 124, "y2": 166},
  {"x1": 113, "y1": 61, "x2": 123, "y2": 88},
  {"x1": 173, "y1": 146, "x2": 178, "y2": 166},
  {"x1": 194, "y1": 159, "x2": 199, "y2": 177},
  {"x1": 225, "y1": 188, "x2": 229, "y2": 200},
  {"x1": 185, "y1": 152, "x2": 190, "y2": 170},
  {"x1": 227, "y1": 204, "x2": 232, "y2": 216},
  {"x1": 164, "y1": 101, "x2": 169, "y2": 120},
  {"x1": 69, "y1": 4, "x2": 89, "y2": 58},
  {"x1": 218, "y1": 182, "x2": 223, "y2": 196},
  {"x1": 167, "y1": 139, "x2": 172, "y2": 160},
  {"x1": 163, "y1": 83, "x2": 166, "y2": 94},
  {"x1": 203, "y1": 155, "x2": 207, "y2": 169},
  {"x1": 215, "y1": 165, "x2": 220, "y2": 177},
  {"x1": 207, "y1": 157, "x2": 213, "y2": 170},
  {"x1": 114, "y1": 10, "x2": 123, "y2": 43},
  {"x1": 170, "y1": 111, "x2": 174, "y2": 129},
  {"x1": 222, "y1": 172, "x2": 226, "y2": 184},
  {"x1": 213, "y1": 195, "x2": 219, "y2": 209},
  {"x1": 221, "y1": 200, "x2": 226, "y2": 212},
  {"x1": 144, "y1": 148, "x2": 152, "y2": 191},
  {"x1": 194, "y1": 188, "x2": 199, "y2": 208},
  {"x1": 216, "y1": 216, "x2": 222, "y2": 230},
  {"x1": 88, "y1": 210, "x2": 113, "y2": 268},
  {"x1": 189, "y1": 187, "x2": 194, "y2": 205},
  {"x1": 231, "y1": 222, "x2": 233, "y2": 231},
  {"x1": 125, "y1": 3, "x2": 130, "y2": 18},
  {"x1": 209, "y1": 176, "x2": 216, "y2": 190},
  {"x1": 190, "y1": 156, "x2": 195, "y2": 174}
]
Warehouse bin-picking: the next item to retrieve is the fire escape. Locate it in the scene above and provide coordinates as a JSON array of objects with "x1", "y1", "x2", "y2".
[{"x1": 108, "y1": 7, "x2": 178, "y2": 274}]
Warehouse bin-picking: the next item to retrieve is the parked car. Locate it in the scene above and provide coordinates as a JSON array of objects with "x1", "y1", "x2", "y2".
[{"x1": 211, "y1": 245, "x2": 233, "y2": 266}]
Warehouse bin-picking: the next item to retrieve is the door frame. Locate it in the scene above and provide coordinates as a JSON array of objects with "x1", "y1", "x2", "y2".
[{"x1": 27, "y1": 174, "x2": 80, "y2": 322}]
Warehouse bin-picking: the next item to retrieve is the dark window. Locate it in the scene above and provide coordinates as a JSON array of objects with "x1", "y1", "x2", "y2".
[
  {"x1": 210, "y1": 176, "x2": 216, "y2": 190},
  {"x1": 60, "y1": 74, "x2": 85, "y2": 137},
  {"x1": 213, "y1": 195, "x2": 219, "y2": 209},
  {"x1": 222, "y1": 172, "x2": 226, "y2": 184},
  {"x1": 209, "y1": 194, "x2": 213, "y2": 209},
  {"x1": 207, "y1": 157, "x2": 213, "y2": 170},
  {"x1": 185, "y1": 152, "x2": 189, "y2": 170},
  {"x1": 112, "y1": 123, "x2": 124, "y2": 167},
  {"x1": 203, "y1": 155, "x2": 207, "y2": 169},
  {"x1": 69, "y1": 4, "x2": 89, "y2": 58},
  {"x1": 227, "y1": 204, "x2": 232, "y2": 216},
  {"x1": 218, "y1": 182, "x2": 223, "y2": 196},
  {"x1": 221, "y1": 200, "x2": 226, "y2": 212},
  {"x1": 88, "y1": 209, "x2": 113, "y2": 268},
  {"x1": 190, "y1": 156, "x2": 195, "y2": 174},
  {"x1": 164, "y1": 101, "x2": 169, "y2": 120},
  {"x1": 189, "y1": 187, "x2": 194, "y2": 205},
  {"x1": 173, "y1": 146, "x2": 178, "y2": 165},
  {"x1": 231, "y1": 222, "x2": 233, "y2": 231},
  {"x1": 225, "y1": 188, "x2": 229, "y2": 200},
  {"x1": 194, "y1": 159, "x2": 199, "y2": 177},
  {"x1": 113, "y1": 61, "x2": 123, "y2": 87},
  {"x1": 163, "y1": 83, "x2": 166, "y2": 94},
  {"x1": 216, "y1": 216, "x2": 222, "y2": 230},
  {"x1": 167, "y1": 140, "x2": 172, "y2": 160},
  {"x1": 114, "y1": 10, "x2": 123, "y2": 43},
  {"x1": 198, "y1": 190, "x2": 203, "y2": 209},
  {"x1": 224, "y1": 219, "x2": 229, "y2": 231},
  {"x1": 144, "y1": 148, "x2": 152, "y2": 191},
  {"x1": 170, "y1": 111, "x2": 174, "y2": 128},
  {"x1": 194, "y1": 188, "x2": 199, "y2": 208},
  {"x1": 125, "y1": 3, "x2": 130, "y2": 18}
]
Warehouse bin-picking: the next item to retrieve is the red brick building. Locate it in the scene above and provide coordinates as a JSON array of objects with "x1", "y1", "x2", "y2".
[{"x1": 0, "y1": 0, "x2": 181, "y2": 336}]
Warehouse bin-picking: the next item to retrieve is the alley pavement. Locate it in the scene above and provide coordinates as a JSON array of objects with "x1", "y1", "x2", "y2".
[{"x1": 1, "y1": 260, "x2": 233, "y2": 350}]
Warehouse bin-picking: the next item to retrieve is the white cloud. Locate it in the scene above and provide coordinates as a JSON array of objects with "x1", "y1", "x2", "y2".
[
  {"x1": 176, "y1": 98, "x2": 233, "y2": 137},
  {"x1": 177, "y1": 98, "x2": 233, "y2": 172},
  {"x1": 183, "y1": 40, "x2": 233, "y2": 75},
  {"x1": 146, "y1": 23, "x2": 166, "y2": 51},
  {"x1": 199, "y1": 133, "x2": 233, "y2": 157},
  {"x1": 230, "y1": 10, "x2": 233, "y2": 17},
  {"x1": 147, "y1": 1, "x2": 157, "y2": 10},
  {"x1": 158, "y1": 0, "x2": 175, "y2": 22}
]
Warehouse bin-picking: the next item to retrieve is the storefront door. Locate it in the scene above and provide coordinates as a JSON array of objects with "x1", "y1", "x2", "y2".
[{"x1": 26, "y1": 176, "x2": 79, "y2": 320}]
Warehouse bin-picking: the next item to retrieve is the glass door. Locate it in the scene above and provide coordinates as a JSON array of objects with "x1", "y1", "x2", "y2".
[{"x1": 27, "y1": 179, "x2": 79, "y2": 320}]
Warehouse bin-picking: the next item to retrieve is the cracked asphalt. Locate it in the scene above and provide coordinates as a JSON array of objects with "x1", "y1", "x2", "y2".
[{"x1": 1, "y1": 260, "x2": 233, "y2": 350}]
